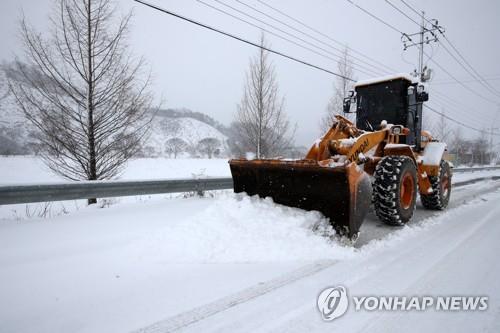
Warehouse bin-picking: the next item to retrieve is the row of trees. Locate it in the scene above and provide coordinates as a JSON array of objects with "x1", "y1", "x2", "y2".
[
  {"x1": 164, "y1": 137, "x2": 221, "y2": 159},
  {"x1": 424, "y1": 113, "x2": 497, "y2": 166}
]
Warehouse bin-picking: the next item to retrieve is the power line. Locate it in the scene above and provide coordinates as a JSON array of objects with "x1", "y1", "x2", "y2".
[
  {"x1": 424, "y1": 104, "x2": 500, "y2": 136},
  {"x1": 441, "y1": 34, "x2": 500, "y2": 97},
  {"x1": 344, "y1": 0, "x2": 406, "y2": 36},
  {"x1": 135, "y1": 0, "x2": 499, "y2": 136},
  {"x1": 431, "y1": 90, "x2": 476, "y2": 113},
  {"x1": 196, "y1": 0, "x2": 382, "y2": 77},
  {"x1": 430, "y1": 89, "x2": 497, "y2": 126},
  {"x1": 254, "y1": 0, "x2": 399, "y2": 74},
  {"x1": 132, "y1": 0, "x2": 355, "y2": 81},
  {"x1": 429, "y1": 89, "x2": 490, "y2": 127},
  {"x1": 343, "y1": 0, "x2": 500, "y2": 109},
  {"x1": 230, "y1": 0, "x2": 390, "y2": 76},
  {"x1": 195, "y1": 0, "x2": 379, "y2": 77},
  {"x1": 398, "y1": 0, "x2": 435, "y2": 26},
  {"x1": 435, "y1": 40, "x2": 500, "y2": 99},
  {"x1": 425, "y1": 52, "x2": 499, "y2": 105},
  {"x1": 384, "y1": 0, "x2": 500, "y2": 104},
  {"x1": 428, "y1": 98, "x2": 486, "y2": 129},
  {"x1": 385, "y1": 0, "x2": 420, "y2": 26},
  {"x1": 382, "y1": 2, "x2": 500, "y2": 124},
  {"x1": 397, "y1": 0, "x2": 500, "y2": 99},
  {"x1": 432, "y1": 76, "x2": 500, "y2": 85}
]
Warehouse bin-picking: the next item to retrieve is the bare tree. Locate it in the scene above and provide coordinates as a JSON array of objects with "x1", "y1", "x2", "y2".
[
  {"x1": 472, "y1": 130, "x2": 489, "y2": 165},
  {"x1": 165, "y1": 137, "x2": 188, "y2": 158},
  {"x1": 198, "y1": 137, "x2": 220, "y2": 159},
  {"x1": 8, "y1": 0, "x2": 153, "y2": 204},
  {"x1": 434, "y1": 112, "x2": 453, "y2": 142},
  {"x1": 0, "y1": 66, "x2": 10, "y2": 104},
  {"x1": 422, "y1": 109, "x2": 436, "y2": 134},
  {"x1": 233, "y1": 33, "x2": 294, "y2": 158},
  {"x1": 320, "y1": 47, "x2": 354, "y2": 132},
  {"x1": 448, "y1": 126, "x2": 465, "y2": 165}
]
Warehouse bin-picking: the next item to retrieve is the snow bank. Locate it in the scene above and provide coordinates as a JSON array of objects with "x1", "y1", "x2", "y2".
[{"x1": 139, "y1": 194, "x2": 356, "y2": 263}]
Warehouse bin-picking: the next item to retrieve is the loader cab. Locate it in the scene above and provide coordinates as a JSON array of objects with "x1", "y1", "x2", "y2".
[{"x1": 348, "y1": 75, "x2": 427, "y2": 151}]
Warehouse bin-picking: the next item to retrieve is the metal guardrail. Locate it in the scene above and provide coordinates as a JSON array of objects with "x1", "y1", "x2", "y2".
[
  {"x1": 0, "y1": 178, "x2": 233, "y2": 205},
  {"x1": 0, "y1": 166, "x2": 499, "y2": 206},
  {"x1": 453, "y1": 166, "x2": 500, "y2": 173}
]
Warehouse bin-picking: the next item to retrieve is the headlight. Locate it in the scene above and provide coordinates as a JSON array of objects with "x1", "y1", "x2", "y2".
[{"x1": 391, "y1": 126, "x2": 402, "y2": 135}]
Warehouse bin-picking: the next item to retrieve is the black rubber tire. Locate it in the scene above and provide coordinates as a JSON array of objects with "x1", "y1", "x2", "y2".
[
  {"x1": 372, "y1": 155, "x2": 418, "y2": 226},
  {"x1": 421, "y1": 160, "x2": 452, "y2": 210}
]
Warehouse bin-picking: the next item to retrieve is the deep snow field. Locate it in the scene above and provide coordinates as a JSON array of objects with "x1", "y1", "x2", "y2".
[{"x1": 0, "y1": 156, "x2": 500, "y2": 332}]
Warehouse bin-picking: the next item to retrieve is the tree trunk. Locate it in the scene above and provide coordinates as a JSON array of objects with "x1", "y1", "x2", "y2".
[{"x1": 87, "y1": 0, "x2": 97, "y2": 205}]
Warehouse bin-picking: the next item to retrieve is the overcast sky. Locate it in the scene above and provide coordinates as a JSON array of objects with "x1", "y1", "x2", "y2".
[{"x1": 1, "y1": 0, "x2": 499, "y2": 146}]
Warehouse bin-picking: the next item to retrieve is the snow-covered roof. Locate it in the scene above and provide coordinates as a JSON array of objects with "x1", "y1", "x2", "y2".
[{"x1": 354, "y1": 73, "x2": 418, "y2": 88}]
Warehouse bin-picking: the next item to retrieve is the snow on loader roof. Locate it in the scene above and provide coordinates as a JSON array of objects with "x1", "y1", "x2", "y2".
[{"x1": 354, "y1": 73, "x2": 418, "y2": 88}]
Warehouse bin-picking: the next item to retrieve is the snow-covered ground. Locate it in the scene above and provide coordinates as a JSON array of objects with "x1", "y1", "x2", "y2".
[
  {"x1": 0, "y1": 156, "x2": 233, "y2": 220},
  {"x1": 0, "y1": 156, "x2": 500, "y2": 332},
  {"x1": 0, "y1": 156, "x2": 231, "y2": 184}
]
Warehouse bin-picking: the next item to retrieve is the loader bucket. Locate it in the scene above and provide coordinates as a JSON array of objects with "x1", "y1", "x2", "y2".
[{"x1": 229, "y1": 159, "x2": 372, "y2": 238}]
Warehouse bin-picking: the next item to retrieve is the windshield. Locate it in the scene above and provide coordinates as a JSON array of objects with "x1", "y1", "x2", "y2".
[{"x1": 355, "y1": 80, "x2": 408, "y2": 131}]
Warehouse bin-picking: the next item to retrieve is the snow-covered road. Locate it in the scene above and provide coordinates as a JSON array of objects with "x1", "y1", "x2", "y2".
[{"x1": 179, "y1": 185, "x2": 500, "y2": 333}]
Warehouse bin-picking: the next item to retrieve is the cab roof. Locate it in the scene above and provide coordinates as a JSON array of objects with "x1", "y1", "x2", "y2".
[{"x1": 354, "y1": 73, "x2": 417, "y2": 88}]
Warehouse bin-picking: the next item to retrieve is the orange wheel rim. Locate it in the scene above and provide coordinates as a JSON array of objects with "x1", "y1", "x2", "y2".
[{"x1": 400, "y1": 172, "x2": 414, "y2": 209}]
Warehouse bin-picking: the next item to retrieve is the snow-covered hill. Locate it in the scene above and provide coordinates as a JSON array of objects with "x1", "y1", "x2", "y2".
[
  {"x1": 143, "y1": 110, "x2": 229, "y2": 158},
  {"x1": 0, "y1": 69, "x2": 35, "y2": 154}
]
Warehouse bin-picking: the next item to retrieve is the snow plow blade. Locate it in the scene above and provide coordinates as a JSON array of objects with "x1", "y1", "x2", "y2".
[{"x1": 229, "y1": 159, "x2": 372, "y2": 238}]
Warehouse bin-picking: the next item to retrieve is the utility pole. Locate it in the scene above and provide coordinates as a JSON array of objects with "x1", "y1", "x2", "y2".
[
  {"x1": 418, "y1": 11, "x2": 425, "y2": 81},
  {"x1": 401, "y1": 12, "x2": 444, "y2": 82}
]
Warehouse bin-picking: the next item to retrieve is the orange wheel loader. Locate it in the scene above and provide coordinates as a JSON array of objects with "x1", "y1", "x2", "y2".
[{"x1": 229, "y1": 75, "x2": 452, "y2": 241}]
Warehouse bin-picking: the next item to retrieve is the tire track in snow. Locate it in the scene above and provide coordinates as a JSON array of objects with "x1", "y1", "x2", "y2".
[{"x1": 131, "y1": 260, "x2": 336, "y2": 333}]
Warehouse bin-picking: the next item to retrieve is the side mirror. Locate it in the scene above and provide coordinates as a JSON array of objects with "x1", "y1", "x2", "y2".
[
  {"x1": 417, "y1": 91, "x2": 429, "y2": 102},
  {"x1": 343, "y1": 91, "x2": 356, "y2": 113},
  {"x1": 407, "y1": 86, "x2": 415, "y2": 96},
  {"x1": 343, "y1": 97, "x2": 352, "y2": 113},
  {"x1": 416, "y1": 85, "x2": 429, "y2": 102}
]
